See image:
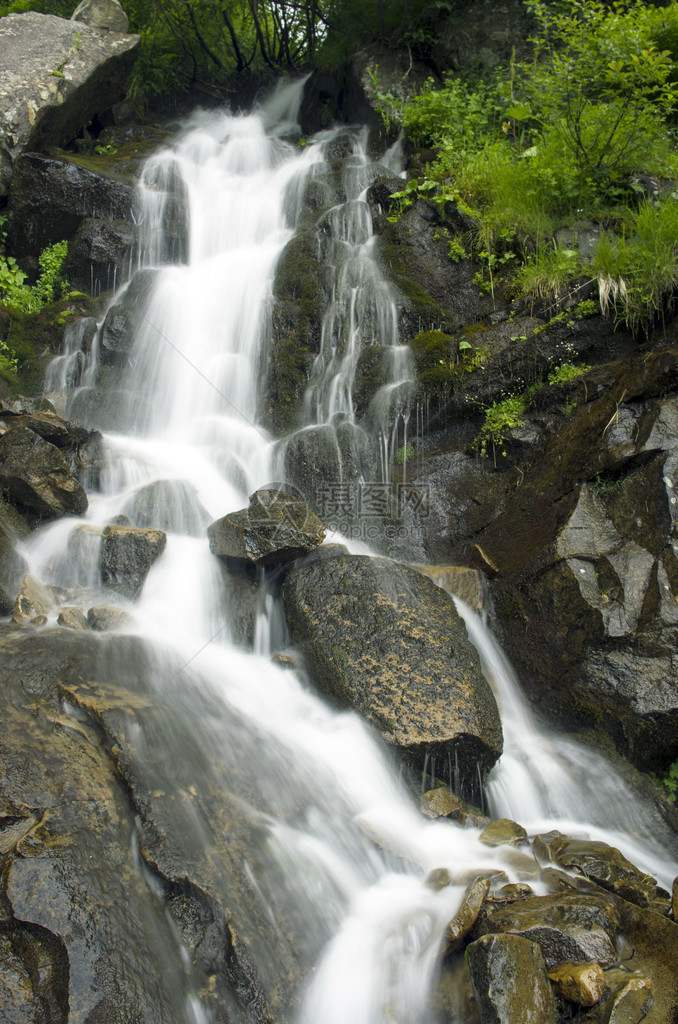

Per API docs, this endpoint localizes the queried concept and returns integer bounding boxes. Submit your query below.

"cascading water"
[23,81,677,1022]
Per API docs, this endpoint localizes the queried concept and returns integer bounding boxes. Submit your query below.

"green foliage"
[0,241,68,315]
[396,442,414,465]
[661,760,678,801]
[475,394,525,463]
[592,197,678,329]
[518,243,585,302]
[519,0,678,178]
[548,362,591,386]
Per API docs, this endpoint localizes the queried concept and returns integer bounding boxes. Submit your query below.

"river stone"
[479,817,528,847]
[282,553,503,794]
[86,604,132,630]
[419,786,462,819]
[99,523,167,599]
[466,933,557,1024]
[57,605,90,630]
[12,573,54,623]
[548,962,606,1007]
[0,427,88,519]
[534,834,658,902]
[596,970,654,1024]
[71,0,129,32]
[478,892,621,969]
[443,876,490,956]
[208,489,326,566]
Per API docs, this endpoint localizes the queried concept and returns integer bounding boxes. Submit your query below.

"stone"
[57,605,90,630]
[673,876,677,920]
[477,892,621,969]
[86,604,132,630]
[479,817,528,847]
[208,488,326,566]
[408,564,486,613]
[12,573,54,623]
[443,876,490,956]
[466,933,557,1024]
[596,970,654,1024]
[99,524,166,599]
[548,961,606,1007]
[0,12,139,194]
[0,427,88,519]
[419,786,462,819]
[121,477,210,536]
[282,553,503,796]
[71,0,129,32]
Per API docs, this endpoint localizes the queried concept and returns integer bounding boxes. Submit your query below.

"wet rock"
[12,574,54,624]
[86,604,132,630]
[100,523,166,599]
[409,564,486,613]
[57,605,90,630]
[534,834,656,897]
[0,517,28,608]
[477,892,621,969]
[443,876,490,956]
[0,12,139,200]
[100,269,159,366]
[122,478,210,536]
[0,427,88,520]
[426,867,453,891]
[479,817,528,847]
[466,933,557,1024]
[548,961,606,1007]
[271,652,298,670]
[419,786,462,819]
[282,553,503,795]
[595,969,654,1024]
[673,876,677,919]
[208,489,326,567]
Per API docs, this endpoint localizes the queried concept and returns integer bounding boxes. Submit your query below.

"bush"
[0,241,68,315]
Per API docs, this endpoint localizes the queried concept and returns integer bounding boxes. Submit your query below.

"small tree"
[517,0,678,177]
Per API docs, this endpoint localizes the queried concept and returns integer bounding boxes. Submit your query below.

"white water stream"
[20,81,677,1022]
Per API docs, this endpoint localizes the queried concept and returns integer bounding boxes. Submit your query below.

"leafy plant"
[548,362,592,386]
[0,241,68,314]
[475,394,526,464]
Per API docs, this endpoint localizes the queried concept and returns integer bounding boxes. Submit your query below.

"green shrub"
[548,362,592,386]
[0,241,68,315]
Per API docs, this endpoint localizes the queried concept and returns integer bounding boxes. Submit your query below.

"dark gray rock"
[99,268,159,365]
[86,603,132,630]
[208,489,326,566]
[99,523,166,599]
[7,153,135,282]
[466,933,557,1024]
[0,426,88,519]
[0,12,139,195]
[282,553,503,795]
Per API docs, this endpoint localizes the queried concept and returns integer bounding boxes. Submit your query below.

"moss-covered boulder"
[263,232,328,434]
[282,553,503,795]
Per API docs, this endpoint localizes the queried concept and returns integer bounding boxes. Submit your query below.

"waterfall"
[25,81,678,1022]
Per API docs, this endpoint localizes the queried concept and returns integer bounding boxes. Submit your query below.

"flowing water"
[20,81,678,1022]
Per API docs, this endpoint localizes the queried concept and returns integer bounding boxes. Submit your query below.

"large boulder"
[0,426,88,520]
[208,488,326,567]
[0,11,139,197]
[7,153,135,286]
[282,553,503,795]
